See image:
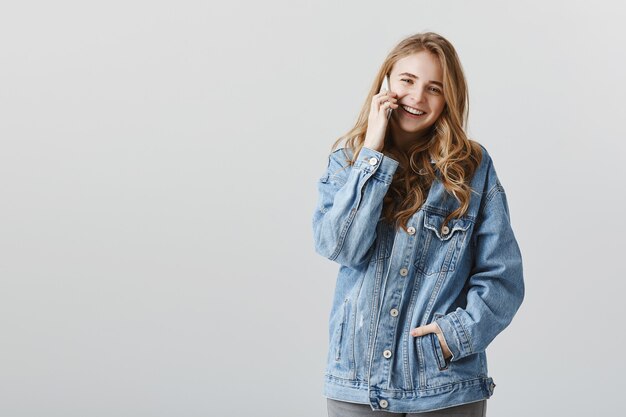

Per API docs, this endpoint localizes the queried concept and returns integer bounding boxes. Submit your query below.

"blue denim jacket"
[312,145,524,413]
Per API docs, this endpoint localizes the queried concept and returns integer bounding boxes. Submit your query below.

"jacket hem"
[322,373,495,413]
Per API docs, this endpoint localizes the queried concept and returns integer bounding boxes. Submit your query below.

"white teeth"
[402,105,425,115]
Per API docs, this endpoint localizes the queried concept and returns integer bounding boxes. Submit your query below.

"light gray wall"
[1,1,624,416]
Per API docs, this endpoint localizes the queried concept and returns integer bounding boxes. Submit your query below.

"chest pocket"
[414,209,472,276]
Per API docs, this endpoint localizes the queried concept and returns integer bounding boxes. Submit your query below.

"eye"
[429,86,442,94]
[400,78,413,83]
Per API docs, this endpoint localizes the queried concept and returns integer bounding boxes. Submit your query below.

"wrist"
[363,144,383,152]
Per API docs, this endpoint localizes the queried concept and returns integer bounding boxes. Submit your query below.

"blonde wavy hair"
[330,31,483,232]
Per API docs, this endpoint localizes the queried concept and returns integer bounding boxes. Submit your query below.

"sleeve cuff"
[355,146,399,184]
[435,311,473,361]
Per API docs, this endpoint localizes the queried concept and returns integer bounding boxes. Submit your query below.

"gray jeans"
[327,398,487,417]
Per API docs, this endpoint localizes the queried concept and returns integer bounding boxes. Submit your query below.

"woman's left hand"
[410,322,453,359]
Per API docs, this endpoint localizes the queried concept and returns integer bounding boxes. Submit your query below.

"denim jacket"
[311,144,524,413]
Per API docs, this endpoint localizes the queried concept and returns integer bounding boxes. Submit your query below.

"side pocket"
[335,299,349,361]
[431,313,449,371]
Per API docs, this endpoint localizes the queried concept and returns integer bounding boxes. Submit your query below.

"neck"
[387,119,432,154]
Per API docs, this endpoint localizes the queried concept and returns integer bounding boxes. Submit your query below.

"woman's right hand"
[363,89,398,152]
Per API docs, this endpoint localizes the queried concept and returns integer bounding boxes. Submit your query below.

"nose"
[406,84,427,105]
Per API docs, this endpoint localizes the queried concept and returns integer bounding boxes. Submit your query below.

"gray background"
[1,1,624,416]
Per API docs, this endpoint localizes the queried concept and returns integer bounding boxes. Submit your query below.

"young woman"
[312,32,525,416]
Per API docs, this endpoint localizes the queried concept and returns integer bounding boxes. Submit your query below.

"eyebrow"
[398,72,443,88]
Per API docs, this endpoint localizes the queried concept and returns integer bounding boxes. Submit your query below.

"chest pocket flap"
[415,209,473,276]
[423,210,472,240]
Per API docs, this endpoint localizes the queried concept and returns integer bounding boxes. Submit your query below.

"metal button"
[383,349,392,358]
[368,157,378,165]
[399,268,408,276]
[407,226,416,235]
[441,225,450,235]
[390,308,399,317]
[379,399,388,409]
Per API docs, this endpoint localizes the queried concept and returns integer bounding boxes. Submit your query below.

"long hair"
[330,31,483,232]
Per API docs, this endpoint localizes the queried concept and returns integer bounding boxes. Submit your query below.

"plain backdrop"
[1,1,625,416]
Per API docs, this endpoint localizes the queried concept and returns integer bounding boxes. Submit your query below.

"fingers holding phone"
[364,75,397,151]
[380,75,394,119]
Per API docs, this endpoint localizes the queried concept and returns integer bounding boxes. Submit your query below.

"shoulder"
[471,140,497,180]
[473,140,494,170]
[470,141,507,206]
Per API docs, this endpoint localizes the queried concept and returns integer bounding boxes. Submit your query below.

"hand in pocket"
[410,321,453,359]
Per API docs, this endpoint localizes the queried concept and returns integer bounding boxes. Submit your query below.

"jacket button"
[407,226,416,235]
[379,399,388,408]
[390,308,399,317]
[368,157,378,165]
[383,349,392,358]
[441,225,450,235]
[399,268,408,276]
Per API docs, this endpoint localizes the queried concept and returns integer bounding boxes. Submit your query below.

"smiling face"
[387,51,446,148]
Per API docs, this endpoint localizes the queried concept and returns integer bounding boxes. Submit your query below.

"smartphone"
[380,75,392,119]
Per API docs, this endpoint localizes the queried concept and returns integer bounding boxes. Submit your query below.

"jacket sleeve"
[312,146,399,268]
[435,177,525,361]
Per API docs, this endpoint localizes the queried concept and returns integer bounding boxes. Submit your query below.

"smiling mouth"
[400,105,427,118]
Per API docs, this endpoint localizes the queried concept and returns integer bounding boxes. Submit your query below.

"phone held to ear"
[380,75,392,120]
